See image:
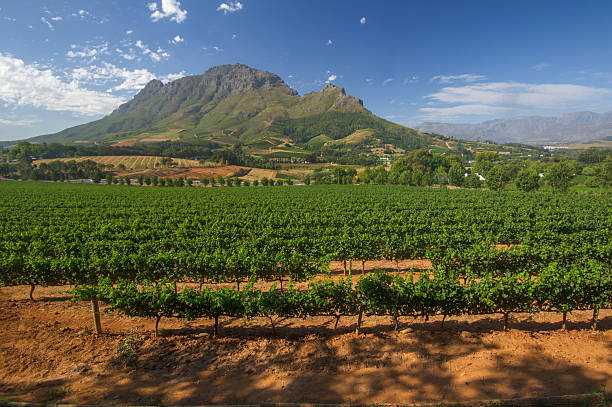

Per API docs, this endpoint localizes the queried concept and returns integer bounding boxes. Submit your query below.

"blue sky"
[2,0,612,140]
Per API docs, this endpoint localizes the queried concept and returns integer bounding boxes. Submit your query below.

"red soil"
[1,284,610,406]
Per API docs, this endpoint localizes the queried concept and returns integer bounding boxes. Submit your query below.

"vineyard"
[0,181,610,336]
[34,156,202,170]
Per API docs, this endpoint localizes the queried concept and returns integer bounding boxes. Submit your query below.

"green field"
[34,155,202,170]
[1,181,610,334]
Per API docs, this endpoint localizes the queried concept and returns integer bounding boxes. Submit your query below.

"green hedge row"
[72,262,612,336]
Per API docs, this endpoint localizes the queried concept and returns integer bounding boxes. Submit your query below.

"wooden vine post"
[562,311,567,330]
[91,298,102,335]
[591,307,599,331]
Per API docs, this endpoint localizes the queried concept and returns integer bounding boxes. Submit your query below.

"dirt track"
[1,284,610,406]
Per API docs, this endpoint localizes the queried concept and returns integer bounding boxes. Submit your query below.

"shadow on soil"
[7,314,609,406]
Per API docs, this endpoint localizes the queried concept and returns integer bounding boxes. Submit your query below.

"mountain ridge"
[416,111,612,145]
[27,63,383,148]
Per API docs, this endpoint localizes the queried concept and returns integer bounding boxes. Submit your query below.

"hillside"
[416,111,612,145]
[29,64,432,155]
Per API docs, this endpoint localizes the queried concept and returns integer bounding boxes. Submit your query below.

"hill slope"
[416,111,612,145]
[31,63,431,153]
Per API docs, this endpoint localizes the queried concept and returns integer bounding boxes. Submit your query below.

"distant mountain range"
[24,63,431,154]
[416,111,612,145]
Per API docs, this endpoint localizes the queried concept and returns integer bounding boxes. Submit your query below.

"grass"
[110,334,140,367]
[40,388,68,403]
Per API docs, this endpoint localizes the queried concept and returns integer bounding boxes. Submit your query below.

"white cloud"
[40,17,54,30]
[0,118,40,126]
[65,43,110,60]
[404,76,418,84]
[116,47,137,60]
[4,16,16,22]
[134,40,169,62]
[419,104,511,120]
[420,81,612,120]
[360,17,366,24]
[212,46,223,52]
[149,0,187,23]
[50,16,62,21]
[171,35,184,44]
[430,73,487,84]
[426,82,610,107]
[0,53,125,115]
[326,39,333,46]
[326,74,337,83]
[70,62,185,92]
[72,9,90,19]
[126,30,133,35]
[533,63,551,71]
[383,77,394,86]
[217,1,243,14]
[232,33,237,39]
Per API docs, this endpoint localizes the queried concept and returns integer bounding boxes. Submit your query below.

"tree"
[138,175,144,186]
[217,176,225,186]
[448,162,464,186]
[464,172,482,188]
[166,177,174,187]
[515,168,540,192]
[124,176,131,185]
[105,174,113,185]
[434,166,448,185]
[226,178,234,187]
[595,157,612,192]
[546,161,573,193]
[200,178,210,187]
[152,176,159,186]
[474,151,501,176]
[485,164,506,190]
[253,179,259,186]
[145,177,152,186]
[186,178,193,187]
[261,177,269,186]
[304,175,311,185]
[399,171,411,185]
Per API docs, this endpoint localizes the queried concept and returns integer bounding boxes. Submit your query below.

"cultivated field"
[35,155,202,169]
[0,182,610,405]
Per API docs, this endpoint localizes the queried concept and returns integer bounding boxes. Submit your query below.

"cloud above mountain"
[421,81,612,121]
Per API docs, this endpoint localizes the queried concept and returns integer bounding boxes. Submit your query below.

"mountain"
[416,111,612,145]
[28,63,431,154]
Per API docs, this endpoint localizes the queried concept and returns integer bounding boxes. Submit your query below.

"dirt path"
[0,285,610,406]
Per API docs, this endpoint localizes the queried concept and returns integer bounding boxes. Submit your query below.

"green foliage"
[1,182,610,302]
[269,112,428,151]
[515,167,540,192]
[74,267,612,336]
[485,164,506,190]
[595,157,612,190]
[546,161,574,193]
[448,162,464,186]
